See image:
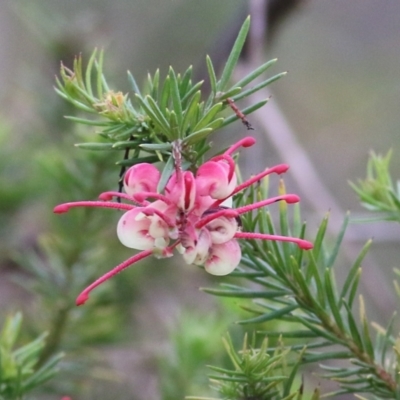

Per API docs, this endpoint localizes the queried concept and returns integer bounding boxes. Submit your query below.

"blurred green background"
[1,1,400,398]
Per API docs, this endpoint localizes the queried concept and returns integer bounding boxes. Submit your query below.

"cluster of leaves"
[201,176,399,399]
[188,334,320,400]
[0,313,63,400]
[350,150,400,223]
[55,16,284,178]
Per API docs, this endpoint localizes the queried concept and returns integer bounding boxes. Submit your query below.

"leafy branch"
[350,150,400,223]
[187,334,320,400]
[55,17,284,173]
[0,313,63,400]
[203,178,399,398]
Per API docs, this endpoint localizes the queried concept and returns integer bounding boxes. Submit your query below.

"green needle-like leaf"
[347,268,362,309]
[169,67,183,127]
[85,48,97,98]
[326,212,350,268]
[359,295,375,360]
[217,16,250,92]
[206,55,217,97]
[340,240,372,302]
[222,98,269,127]
[312,213,329,263]
[181,90,202,133]
[182,127,213,145]
[157,155,174,193]
[238,304,298,325]
[235,58,278,89]
[324,268,346,332]
[127,70,141,96]
[192,102,223,132]
[75,142,115,150]
[343,300,364,351]
[232,72,287,101]
[179,65,192,98]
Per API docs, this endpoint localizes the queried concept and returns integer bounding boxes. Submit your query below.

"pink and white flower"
[54,137,313,305]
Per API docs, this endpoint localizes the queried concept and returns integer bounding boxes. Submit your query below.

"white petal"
[117,209,155,250]
[206,216,238,244]
[204,240,241,276]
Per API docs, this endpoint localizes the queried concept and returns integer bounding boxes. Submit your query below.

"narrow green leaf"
[216,86,242,101]
[157,155,174,193]
[169,110,180,140]
[136,95,171,137]
[1,313,22,350]
[348,268,361,309]
[169,67,183,127]
[324,268,345,332]
[327,212,350,268]
[151,68,160,99]
[232,72,287,101]
[238,304,298,325]
[380,314,395,365]
[159,75,171,112]
[74,142,114,150]
[145,95,171,130]
[312,213,329,262]
[235,58,278,88]
[290,261,318,308]
[340,240,372,301]
[64,116,110,126]
[112,140,142,149]
[96,49,105,98]
[116,155,159,166]
[193,102,223,132]
[85,49,97,98]
[217,16,250,91]
[113,125,143,140]
[259,330,318,339]
[343,300,364,351]
[146,72,154,96]
[202,287,289,299]
[182,128,213,145]
[179,65,192,98]
[202,117,224,131]
[206,55,217,96]
[283,348,306,397]
[222,334,242,370]
[54,88,94,112]
[181,90,201,133]
[181,80,204,103]
[302,351,353,363]
[22,352,64,391]
[127,70,141,96]
[222,98,268,127]
[359,295,375,359]
[298,317,347,345]
[139,143,172,151]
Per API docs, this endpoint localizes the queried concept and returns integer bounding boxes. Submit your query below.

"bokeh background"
[1,0,400,398]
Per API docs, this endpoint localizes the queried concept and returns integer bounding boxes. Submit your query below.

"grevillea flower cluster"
[54,137,313,306]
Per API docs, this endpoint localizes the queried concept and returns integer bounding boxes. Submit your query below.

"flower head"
[54,137,313,305]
